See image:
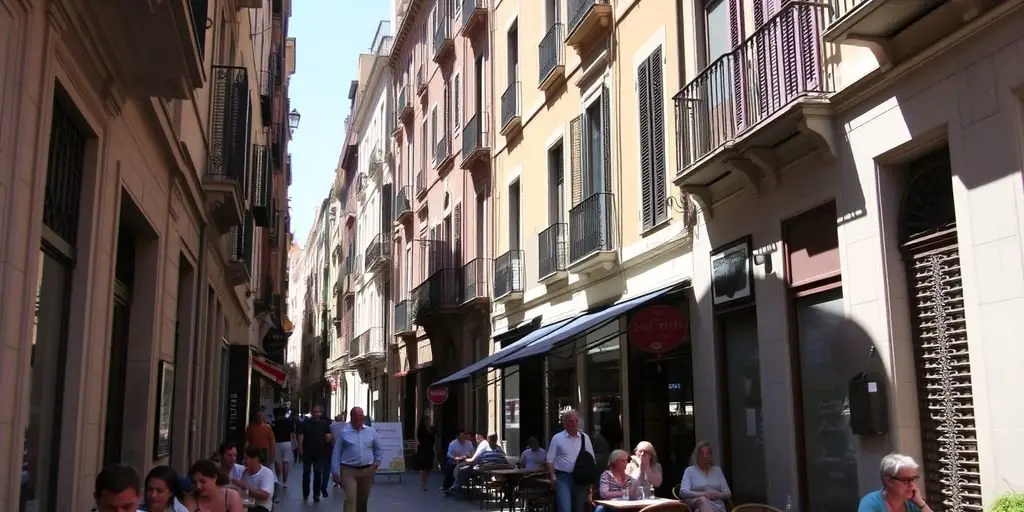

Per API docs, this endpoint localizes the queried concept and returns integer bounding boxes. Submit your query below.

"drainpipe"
[189,221,209,463]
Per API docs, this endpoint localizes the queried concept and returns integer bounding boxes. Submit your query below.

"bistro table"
[486,467,547,510]
[593,498,682,510]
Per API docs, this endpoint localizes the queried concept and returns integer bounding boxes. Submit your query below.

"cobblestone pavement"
[272,469,482,511]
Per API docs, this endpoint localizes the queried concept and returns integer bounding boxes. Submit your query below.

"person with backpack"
[545,409,598,512]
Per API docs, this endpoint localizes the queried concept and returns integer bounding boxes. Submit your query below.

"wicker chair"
[731,505,783,512]
[516,475,554,512]
[670,486,734,510]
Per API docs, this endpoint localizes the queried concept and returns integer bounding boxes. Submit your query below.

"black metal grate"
[209,66,251,183]
[251,145,271,226]
[43,96,87,247]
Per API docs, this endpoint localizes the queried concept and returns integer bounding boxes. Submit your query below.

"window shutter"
[650,47,667,225]
[779,0,800,101]
[453,202,462,266]
[429,225,439,273]
[600,85,611,193]
[797,1,821,91]
[569,115,583,206]
[444,81,451,145]
[637,55,654,230]
[454,76,461,130]
[729,0,746,131]
[381,183,393,233]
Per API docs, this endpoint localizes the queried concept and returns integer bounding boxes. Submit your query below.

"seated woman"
[679,441,731,512]
[184,459,244,512]
[626,441,663,498]
[857,453,932,512]
[594,450,637,512]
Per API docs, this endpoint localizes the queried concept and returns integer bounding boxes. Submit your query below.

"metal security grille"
[43,97,87,248]
[901,149,982,512]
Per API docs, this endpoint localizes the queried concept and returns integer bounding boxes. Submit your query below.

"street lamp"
[288,108,301,131]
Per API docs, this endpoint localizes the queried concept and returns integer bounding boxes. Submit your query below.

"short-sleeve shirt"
[272,418,294,443]
[857,490,922,512]
[246,423,275,450]
[241,465,277,510]
[520,448,547,470]
[299,417,332,453]
[545,430,595,473]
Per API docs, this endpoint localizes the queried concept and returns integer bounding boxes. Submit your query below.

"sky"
[287,0,390,248]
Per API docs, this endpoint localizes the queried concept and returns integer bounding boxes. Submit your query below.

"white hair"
[560,408,578,424]
[879,453,919,482]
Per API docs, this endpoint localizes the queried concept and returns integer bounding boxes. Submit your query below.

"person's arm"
[545,437,558,483]
[266,427,276,461]
[296,422,305,457]
[648,462,664,488]
[331,430,343,479]
[372,430,383,468]
[225,488,244,512]
[446,441,457,461]
[680,467,704,499]
[715,467,732,501]
[911,488,931,512]
[597,471,615,499]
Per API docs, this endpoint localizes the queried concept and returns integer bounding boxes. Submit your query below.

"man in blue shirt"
[331,407,382,512]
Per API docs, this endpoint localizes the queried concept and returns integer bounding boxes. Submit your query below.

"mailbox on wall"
[849,371,889,436]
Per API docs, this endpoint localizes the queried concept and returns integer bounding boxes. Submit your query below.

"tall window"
[637,46,667,230]
[548,141,564,225]
[506,20,519,85]
[705,0,731,64]
[508,180,521,251]
[584,98,604,195]
[545,0,559,25]
[476,192,486,259]
[475,55,484,114]
[454,75,461,129]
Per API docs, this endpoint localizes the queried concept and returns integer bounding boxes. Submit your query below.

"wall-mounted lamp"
[288,108,302,131]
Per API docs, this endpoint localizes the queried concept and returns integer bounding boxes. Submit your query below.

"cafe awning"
[432,316,578,386]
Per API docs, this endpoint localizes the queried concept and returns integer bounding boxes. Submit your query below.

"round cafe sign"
[427,386,449,405]
[629,305,687,354]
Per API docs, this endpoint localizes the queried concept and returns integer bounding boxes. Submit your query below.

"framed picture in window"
[154,360,174,460]
[710,236,754,307]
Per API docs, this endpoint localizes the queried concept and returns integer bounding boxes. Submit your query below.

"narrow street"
[272,470,480,511]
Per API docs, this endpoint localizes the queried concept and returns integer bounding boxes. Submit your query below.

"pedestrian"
[332,406,382,512]
[296,404,332,503]
[272,408,295,487]
[414,415,436,491]
[245,411,276,466]
[546,408,597,512]
[94,464,142,512]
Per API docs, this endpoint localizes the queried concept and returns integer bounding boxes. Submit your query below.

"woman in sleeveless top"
[184,459,243,512]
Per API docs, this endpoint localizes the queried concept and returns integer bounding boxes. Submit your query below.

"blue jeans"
[594,507,609,512]
[554,471,587,512]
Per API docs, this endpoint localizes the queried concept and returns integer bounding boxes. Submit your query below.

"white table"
[593,497,681,509]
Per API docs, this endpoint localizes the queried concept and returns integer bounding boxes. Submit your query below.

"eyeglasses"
[889,475,920,484]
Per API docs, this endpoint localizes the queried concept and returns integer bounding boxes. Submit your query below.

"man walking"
[296,405,332,503]
[546,409,597,512]
[332,407,382,512]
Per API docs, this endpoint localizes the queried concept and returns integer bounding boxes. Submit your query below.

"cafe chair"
[640,503,690,512]
[670,486,733,510]
[731,505,783,512]
[516,475,554,512]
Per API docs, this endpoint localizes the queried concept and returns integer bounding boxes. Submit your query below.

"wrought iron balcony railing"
[435,134,451,168]
[416,65,427,95]
[538,222,568,279]
[415,170,427,197]
[208,66,250,184]
[538,23,565,87]
[500,82,522,133]
[364,232,391,271]
[397,84,412,119]
[461,112,490,167]
[569,192,615,263]
[673,0,828,170]
[494,250,525,299]
[462,258,492,305]
[394,299,414,335]
[433,21,452,61]
[394,186,412,222]
[568,0,609,36]
[251,144,272,227]
[461,0,487,33]
[351,327,385,362]
[411,268,461,322]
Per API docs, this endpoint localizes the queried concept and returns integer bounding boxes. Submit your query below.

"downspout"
[189,221,209,463]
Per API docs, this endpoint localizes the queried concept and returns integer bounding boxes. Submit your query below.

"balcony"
[538,222,568,283]
[433,22,454,62]
[352,254,364,280]
[251,145,272,227]
[364,233,392,273]
[397,84,413,122]
[435,135,453,170]
[204,66,251,234]
[673,1,833,213]
[461,0,488,36]
[81,0,204,98]
[350,327,385,364]
[461,258,492,307]
[493,250,525,301]
[566,0,612,49]
[394,299,415,336]
[394,186,413,223]
[461,112,491,169]
[411,268,461,323]
[500,82,522,136]
[259,64,277,127]
[227,216,254,287]
[569,192,617,272]
[823,0,998,69]
[538,24,566,91]
[416,65,428,96]
[415,170,428,199]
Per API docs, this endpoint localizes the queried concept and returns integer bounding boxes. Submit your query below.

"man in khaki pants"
[331,407,382,512]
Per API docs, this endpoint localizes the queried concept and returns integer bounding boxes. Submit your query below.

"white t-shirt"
[545,430,595,473]
[520,448,547,470]
[241,465,277,510]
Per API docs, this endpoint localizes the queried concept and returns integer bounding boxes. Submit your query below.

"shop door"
[629,343,695,496]
[899,149,980,512]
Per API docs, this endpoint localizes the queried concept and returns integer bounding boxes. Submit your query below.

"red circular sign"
[629,305,687,354]
[427,386,449,405]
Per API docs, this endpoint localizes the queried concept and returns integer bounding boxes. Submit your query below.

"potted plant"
[992,492,1024,512]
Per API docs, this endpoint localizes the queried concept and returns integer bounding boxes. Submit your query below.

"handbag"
[571,433,598,486]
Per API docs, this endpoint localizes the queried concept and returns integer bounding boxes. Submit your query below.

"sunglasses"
[889,475,920,484]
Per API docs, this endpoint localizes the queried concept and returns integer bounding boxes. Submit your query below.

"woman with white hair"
[626,441,663,497]
[679,441,731,512]
[857,453,932,511]
[594,449,636,512]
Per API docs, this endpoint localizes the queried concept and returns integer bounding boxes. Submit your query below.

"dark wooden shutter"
[454,76,461,130]
[600,85,611,193]
[779,0,799,101]
[381,183,393,234]
[444,80,451,145]
[729,0,746,131]
[191,0,209,59]
[638,54,654,230]
[429,225,439,273]
[797,1,821,91]
[650,47,667,225]
[569,115,583,206]
[453,202,462,266]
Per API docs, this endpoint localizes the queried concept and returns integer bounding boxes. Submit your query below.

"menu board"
[374,422,406,474]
